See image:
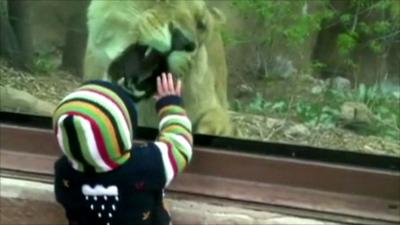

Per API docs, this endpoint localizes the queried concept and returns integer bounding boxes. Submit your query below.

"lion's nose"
[170,25,196,52]
[181,40,196,52]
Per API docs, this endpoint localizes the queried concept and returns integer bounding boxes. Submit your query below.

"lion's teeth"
[117,77,125,85]
[144,47,152,58]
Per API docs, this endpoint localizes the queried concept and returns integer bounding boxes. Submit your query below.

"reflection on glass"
[0,0,399,157]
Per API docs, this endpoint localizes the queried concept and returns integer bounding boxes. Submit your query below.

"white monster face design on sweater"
[82,184,119,225]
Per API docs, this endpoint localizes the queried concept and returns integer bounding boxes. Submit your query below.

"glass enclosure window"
[0,0,399,157]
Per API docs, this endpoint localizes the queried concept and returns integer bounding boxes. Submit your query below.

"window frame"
[1,111,399,224]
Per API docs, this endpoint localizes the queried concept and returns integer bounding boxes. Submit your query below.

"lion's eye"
[197,20,207,31]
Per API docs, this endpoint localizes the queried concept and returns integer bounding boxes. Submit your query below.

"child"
[52,73,193,225]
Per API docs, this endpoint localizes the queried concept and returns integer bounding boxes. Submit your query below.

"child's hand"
[154,72,182,101]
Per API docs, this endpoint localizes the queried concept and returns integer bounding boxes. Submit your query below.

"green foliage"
[390,1,400,19]
[331,0,399,61]
[32,50,59,74]
[242,93,290,115]
[247,92,266,112]
[310,61,328,74]
[235,83,399,140]
[327,83,400,139]
[238,94,340,129]
[228,0,399,140]
[296,101,340,128]
[369,39,384,54]
[227,0,398,70]
[33,58,56,74]
[328,83,397,112]
[230,0,333,49]
[373,21,391,34]
[337,32,358,56]
[220,30,251,48]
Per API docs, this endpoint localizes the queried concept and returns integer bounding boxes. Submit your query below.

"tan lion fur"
[83,0,232,136]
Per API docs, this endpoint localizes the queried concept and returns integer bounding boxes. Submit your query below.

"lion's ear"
[209,7,226,25]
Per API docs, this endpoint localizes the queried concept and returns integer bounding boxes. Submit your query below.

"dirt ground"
[0,177,342,225]
[0,60,399,158]
[0,196,341,225]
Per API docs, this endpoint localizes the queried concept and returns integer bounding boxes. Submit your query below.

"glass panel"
[0,0,398,157]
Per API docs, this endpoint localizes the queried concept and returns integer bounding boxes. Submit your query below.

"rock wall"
[8,1,398,93]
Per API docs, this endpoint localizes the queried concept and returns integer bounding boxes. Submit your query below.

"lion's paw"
[195,108,232,136]
[138,11,172,53]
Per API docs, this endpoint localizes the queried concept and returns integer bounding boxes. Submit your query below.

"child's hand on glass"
[154,72,182,100]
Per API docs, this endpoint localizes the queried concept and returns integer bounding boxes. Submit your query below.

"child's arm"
[152,73,193,187]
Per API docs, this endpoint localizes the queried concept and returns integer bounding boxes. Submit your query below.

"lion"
[83,0,232,136]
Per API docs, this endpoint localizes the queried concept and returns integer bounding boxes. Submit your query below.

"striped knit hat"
[53,80,138,173]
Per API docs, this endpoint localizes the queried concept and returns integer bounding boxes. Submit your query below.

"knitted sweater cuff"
[156,95,183,112]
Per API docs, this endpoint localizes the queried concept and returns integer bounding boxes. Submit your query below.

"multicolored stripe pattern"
[52,81,137,173]
[153,96,193,187]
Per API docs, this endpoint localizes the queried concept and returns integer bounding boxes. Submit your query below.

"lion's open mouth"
[108,43,169,100]
[107,24,197,101]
